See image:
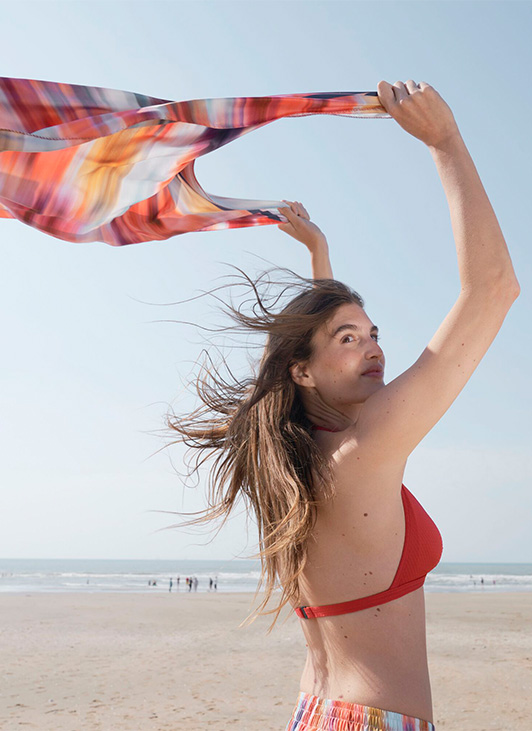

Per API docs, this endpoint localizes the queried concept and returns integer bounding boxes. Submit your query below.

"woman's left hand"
[277,200,327,252]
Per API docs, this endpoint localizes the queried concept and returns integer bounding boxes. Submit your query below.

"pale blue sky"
[0,1,530,562]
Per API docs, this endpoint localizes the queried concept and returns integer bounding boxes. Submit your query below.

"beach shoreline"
[2,591,531,730]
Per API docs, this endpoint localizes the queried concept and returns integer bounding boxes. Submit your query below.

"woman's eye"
[342,334,380,343]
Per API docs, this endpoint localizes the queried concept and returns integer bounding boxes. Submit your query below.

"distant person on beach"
[209,577,213,591]
[169,578,173,592]
[161,80,519,730]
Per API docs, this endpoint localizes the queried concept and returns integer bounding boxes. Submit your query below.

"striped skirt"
[285,691,435,731]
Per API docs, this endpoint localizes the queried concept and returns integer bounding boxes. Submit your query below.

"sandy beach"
[1,591,531,730]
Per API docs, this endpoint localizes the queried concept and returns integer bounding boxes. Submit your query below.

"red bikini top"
[295,424,443,620]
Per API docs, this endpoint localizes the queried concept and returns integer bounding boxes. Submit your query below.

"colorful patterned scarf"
[0,77,390,246]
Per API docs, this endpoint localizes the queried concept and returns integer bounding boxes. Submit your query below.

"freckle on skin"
[364,513,368,517]
[369,571,373,575]
[377,607,380,611]
[344,635,348,639]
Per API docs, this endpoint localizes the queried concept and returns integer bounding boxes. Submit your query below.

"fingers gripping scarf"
[0,77,391,246]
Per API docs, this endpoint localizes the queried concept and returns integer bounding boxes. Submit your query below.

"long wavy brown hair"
[152,263,364,633]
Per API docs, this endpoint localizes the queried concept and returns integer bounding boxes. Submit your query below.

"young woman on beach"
[164,80,520,730]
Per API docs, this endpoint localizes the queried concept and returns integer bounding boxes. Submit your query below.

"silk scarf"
[0,76,391,246]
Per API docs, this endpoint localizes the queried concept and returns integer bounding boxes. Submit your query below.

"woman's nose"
[367,340,384,359]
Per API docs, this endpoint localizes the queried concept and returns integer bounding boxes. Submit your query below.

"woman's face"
[291,302,386,414]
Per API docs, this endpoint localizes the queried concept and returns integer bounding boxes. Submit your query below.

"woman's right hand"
[277,200,328,253]
[377,79,460,148]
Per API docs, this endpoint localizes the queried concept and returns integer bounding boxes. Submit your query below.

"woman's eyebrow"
[331,323,379,338]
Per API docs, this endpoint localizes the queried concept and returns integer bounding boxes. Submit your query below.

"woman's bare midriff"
[290,430,434,725]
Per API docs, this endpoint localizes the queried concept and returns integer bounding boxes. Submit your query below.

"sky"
[0,1,530,563]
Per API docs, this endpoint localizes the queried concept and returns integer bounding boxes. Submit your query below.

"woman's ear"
[289,361,314,388]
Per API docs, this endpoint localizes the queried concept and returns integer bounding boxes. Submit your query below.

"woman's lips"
[362,370,384,378]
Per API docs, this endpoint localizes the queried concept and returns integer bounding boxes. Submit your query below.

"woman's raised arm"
[277,200,334,280]
[377,79,519,291]
[309,240,334,281]
[349,81,520,463]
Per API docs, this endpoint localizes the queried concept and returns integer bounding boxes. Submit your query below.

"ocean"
[1,558,532,595]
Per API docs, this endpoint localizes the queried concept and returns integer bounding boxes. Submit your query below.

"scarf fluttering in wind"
[0,77,390,246]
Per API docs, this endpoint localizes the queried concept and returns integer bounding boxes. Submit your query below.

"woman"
[163,80,519,730]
